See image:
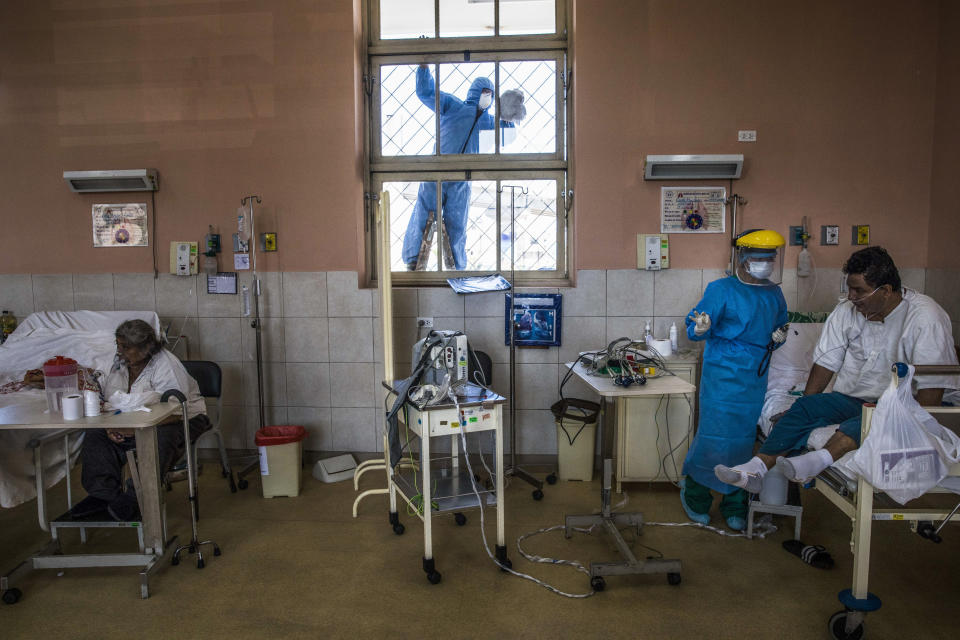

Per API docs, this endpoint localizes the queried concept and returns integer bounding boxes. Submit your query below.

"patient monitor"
[412,330,468,387]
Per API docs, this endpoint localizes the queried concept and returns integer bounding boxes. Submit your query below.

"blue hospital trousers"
[758,392,867,455]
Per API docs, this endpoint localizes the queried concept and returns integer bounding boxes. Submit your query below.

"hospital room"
[2,0,959,637]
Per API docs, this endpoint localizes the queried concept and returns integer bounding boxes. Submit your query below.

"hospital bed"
[0,310,161,522]
[753,314,960,639]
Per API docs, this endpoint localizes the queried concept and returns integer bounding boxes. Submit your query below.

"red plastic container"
[42,356,79,412]
[254,425,306,447]
[42,356,78,377]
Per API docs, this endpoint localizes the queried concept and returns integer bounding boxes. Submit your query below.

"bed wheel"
[2,588,22,605]
[829,610,864,640]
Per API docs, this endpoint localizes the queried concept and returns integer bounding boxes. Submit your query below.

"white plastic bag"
[834,365,960,504]
[105,390,160,413]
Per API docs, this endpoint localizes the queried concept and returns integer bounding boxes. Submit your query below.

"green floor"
[1,463,958,639]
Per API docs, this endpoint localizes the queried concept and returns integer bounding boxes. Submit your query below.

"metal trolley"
[385,382,509,584]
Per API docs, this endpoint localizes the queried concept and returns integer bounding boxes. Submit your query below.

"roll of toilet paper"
[649,338,672,357]
[84,390,101,417]
[62,394,84,420]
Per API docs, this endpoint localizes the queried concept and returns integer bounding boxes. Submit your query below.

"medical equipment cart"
[385,382,509,584]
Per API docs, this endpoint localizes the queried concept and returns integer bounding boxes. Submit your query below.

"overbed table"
[0,399,179,600]
[562,361,696,590]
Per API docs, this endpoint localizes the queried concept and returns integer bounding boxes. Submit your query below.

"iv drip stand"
[231,195,264,492]
[725,193,747,275]
[501,185,544,500]
[242,195,266,431]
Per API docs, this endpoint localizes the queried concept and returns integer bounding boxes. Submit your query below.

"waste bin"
[254,425,306,498]
[551,399,600,481]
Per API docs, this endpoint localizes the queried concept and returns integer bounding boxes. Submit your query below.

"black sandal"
[783,539,834,569]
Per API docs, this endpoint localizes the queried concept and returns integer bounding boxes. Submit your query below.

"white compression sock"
[777,449,834,482]
[714,456,768,493]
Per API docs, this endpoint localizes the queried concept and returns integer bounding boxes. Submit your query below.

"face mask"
[478,93,493,110]
[746,260,774,279]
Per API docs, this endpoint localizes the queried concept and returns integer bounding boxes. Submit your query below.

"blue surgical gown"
[682,276,788,493]
[402,68,507,270]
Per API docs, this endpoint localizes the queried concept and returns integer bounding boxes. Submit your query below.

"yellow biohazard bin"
[255,425,306,498]
[551,399,600,481]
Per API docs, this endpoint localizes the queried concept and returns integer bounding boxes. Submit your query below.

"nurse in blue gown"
[680,229,789,531]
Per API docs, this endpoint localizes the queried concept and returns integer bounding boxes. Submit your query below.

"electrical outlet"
[417,317,433,328]
[821,225,839,245]
[738,130,757,142]
[852,225,870,245]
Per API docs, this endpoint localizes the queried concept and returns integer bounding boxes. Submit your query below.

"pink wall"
[928,0,960,269]
[0,0,363,274]
[0,0,952,275]
[573,0,941,269]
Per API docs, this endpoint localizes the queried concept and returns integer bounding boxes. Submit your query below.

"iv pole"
[232,194,264,491]
[725,193,747,274]
[500,184,545,500]
[242,195,266,430]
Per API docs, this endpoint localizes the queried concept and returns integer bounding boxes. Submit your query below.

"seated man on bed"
[69,319,210,522]
[716,246,959,492]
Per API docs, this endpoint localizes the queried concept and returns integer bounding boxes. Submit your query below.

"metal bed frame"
[814,363,960,640]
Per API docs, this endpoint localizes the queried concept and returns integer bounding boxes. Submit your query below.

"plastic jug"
[42,356,79,413]
[759,464,788,505]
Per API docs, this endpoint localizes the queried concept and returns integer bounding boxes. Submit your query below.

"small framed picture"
[504,293,562,347]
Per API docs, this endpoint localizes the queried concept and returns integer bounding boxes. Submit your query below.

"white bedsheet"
[0,310,160,508]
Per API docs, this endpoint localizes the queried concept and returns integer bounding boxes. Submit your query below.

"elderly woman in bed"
[68,319,210,522]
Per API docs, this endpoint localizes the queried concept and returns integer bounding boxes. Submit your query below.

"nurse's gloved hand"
[689,311,711,336]
[772,323,790,344]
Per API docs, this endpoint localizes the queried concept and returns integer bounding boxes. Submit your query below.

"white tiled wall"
[0,266,948,457]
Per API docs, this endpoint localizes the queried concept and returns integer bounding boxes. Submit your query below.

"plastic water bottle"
[669,322,678,354]
[0,310,16,343]
[759,464,788,505]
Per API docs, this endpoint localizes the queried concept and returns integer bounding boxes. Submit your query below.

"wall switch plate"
[737,130,757,142]
[821,225,840,245]
[852,225,870,245]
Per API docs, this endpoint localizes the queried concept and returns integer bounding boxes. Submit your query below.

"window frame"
[373,169,568,283]
[370,52,567,171]
[363,0,572,287]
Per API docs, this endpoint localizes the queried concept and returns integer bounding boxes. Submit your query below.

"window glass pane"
[439,0,493,38]
[437,62,497,155]
[379,0,434,39]
[500,179,558,271]
[388,179,497,272]
[500,60,556,154]
[500,0,555,35]
[380,65,436,157]
[461,180,498,270]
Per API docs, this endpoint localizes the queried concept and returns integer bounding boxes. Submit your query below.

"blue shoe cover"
[679,478,710,525]
[725,515,746,531]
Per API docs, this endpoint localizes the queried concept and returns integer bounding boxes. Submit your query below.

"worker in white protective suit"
[716,246,960,492]
[680,230,789,531]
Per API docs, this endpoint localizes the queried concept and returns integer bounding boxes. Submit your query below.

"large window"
[364,0,570,284]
